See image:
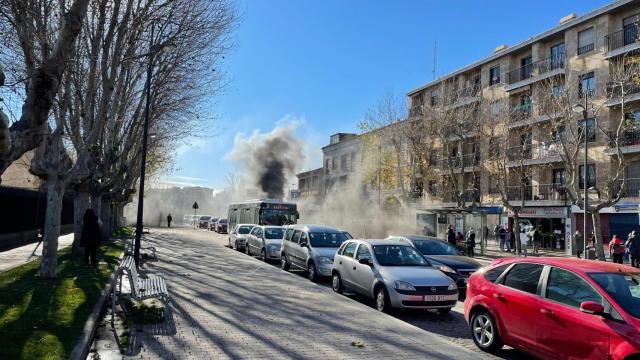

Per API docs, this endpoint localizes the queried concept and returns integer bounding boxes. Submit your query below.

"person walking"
[509,228,515,252]
[447,225,456,246]
[167,213,173,228]
[532,226,541,253]
[81,209,102,267]
[626,231,639,267]
[493,224,500,246]
[504,229,512,252]
[466,228,476,258]
[520,228,528,257]
[456,231,463,244]
[609,234,625,264]
[573,230,584,258]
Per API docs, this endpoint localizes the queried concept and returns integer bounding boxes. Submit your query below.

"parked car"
[214,218,228,233]
[280,224,349,282]
[464,257,640,359]
[389,235,483,289]
[245,225,285,262]
[332,239,458,313]
[228,223,254,251]
[208,217,219,231]
[198,215,212,229]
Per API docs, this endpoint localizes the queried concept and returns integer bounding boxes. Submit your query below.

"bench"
[111,256,169,326]
[123,236,157,260]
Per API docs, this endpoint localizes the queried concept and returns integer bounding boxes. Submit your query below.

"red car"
[464,257,640,359]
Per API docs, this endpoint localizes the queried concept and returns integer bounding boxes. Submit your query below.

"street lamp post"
[572,90,589,258]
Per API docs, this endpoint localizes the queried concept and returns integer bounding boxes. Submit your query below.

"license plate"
[423,295,447,301]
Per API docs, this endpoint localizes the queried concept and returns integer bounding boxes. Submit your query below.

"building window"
[520,56,532,80]
[579,164,596,189]
[577,27,595,55]
[430,93,438,106]
[325,158,330,174]
[488,175,499,194]
[623,14,639,46]
[428,180,437,196]
[350,152,356,171]
[341,154,348,171]
[489,65,501,85]
[553,169,566,188]
[578,118,596,142]
[550,43,565,69]
[551,125,566,143]
[490,100,501,116]
[579,72,595,98]
[332,157,337,171]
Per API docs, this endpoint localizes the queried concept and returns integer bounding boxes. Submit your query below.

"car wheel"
[260,249,267,262]
[470,310,503,352]
[307,262,317,282]
[438,307,452,315]
[281,254,290,270]
[375,286,391,313]
[332,272,344,294]
[235,240,242,252]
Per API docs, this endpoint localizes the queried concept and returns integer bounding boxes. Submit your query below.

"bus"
[227,199,299,230]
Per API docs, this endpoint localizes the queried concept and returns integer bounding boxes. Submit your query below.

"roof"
[491,257,640,274]
[406,0,637,96]
[351,238,415,246]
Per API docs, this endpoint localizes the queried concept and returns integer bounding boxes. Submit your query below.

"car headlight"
[394,280,416,291]
[318,256,333,265]
[268,244,278,251]
[448,282,458,291]
[434,264,457,274]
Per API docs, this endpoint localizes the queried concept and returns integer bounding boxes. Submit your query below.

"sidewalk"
[0,233,74,272]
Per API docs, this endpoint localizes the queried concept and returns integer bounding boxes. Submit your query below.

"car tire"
[260,249,267,262]
[470,309,503,353]
[281,254,290,271]
[235,240,242,252]
[332,272,344,294]
[307,262,317,282]
[375,286,391,313]
[438,307,452,315]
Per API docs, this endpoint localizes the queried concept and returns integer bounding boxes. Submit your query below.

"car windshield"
[373,245,429,266]
[308,232,348,247]
[264,228,284,239]
[591,272,640,318]
[238,226,252,234]
[413,239,461,256]
[200,216,211,220]
[219,219,227,223]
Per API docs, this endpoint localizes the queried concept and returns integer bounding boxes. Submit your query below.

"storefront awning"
[613,200,640,210]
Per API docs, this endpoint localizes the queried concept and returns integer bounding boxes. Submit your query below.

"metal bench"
[111,256,169,326]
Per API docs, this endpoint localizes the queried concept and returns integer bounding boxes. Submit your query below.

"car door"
[256,228,265,252]
[493,263,544,352]
[536,266,610,359]
[338,242,358,288]
[248,227,260,254]
[290,230,303,268]
[298,231,311,267]
[352,243,375,295]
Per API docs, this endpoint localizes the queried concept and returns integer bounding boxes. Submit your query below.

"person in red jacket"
[609,234,625,264]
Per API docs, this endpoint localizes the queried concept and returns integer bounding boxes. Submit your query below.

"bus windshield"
[261,209,297,226]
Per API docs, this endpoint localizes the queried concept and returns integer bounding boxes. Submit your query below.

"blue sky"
[166,0,612,190]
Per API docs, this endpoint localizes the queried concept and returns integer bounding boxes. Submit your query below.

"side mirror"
[580,301,605,316]
[300,241,308,247]
[359,258,373,266]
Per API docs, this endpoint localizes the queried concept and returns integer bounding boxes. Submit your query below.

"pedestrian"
[167,213,173,228]
[626,231,639,267]
[520,228,528,257]
[498,226,507,251]
[81,209,102,267]
[493,224,500,245]
[484,226,489,243]
[532,226,541,253]
[466,228,476,257]
[609,234,625,264]
[504,230,512,252]
[447,225,456,246]
[456,231,464,244]
[574,230,584,258]
[422,225,429,236]
[509,228,515,252]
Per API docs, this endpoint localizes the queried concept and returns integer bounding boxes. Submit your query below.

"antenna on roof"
[432,40,437,80]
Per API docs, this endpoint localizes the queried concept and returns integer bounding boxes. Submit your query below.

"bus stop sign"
[192,201,199,210]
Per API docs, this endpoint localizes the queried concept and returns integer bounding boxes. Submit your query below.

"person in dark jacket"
[466,228,476,257]
[81,209,101,267]
[167,213,173,228]
[626,230,639,267]
[447,225,456,245]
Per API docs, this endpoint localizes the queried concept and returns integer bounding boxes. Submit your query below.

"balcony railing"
[507,184,568,201]
[606,81,640,98]
[608,129,640,147]
[613,178,640,198]
[510,103,532,122]
[436,153,480,169]
[577,43,595,55]
[605,25,639,52]
[444,84,481,106]
[409,104,423,117]
[507,142,561,162]
[507,54,565,85]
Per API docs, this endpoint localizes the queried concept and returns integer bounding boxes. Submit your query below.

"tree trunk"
[40,181,64,279]
[72,191,90,254]
[100,200,111,240]
[513,212,521,254]
[91,194,102,218]
[591,211,606,261]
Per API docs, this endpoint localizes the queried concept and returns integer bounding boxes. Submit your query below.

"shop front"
[508,207,571,252]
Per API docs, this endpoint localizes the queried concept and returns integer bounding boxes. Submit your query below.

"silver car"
[245,225,285,262]
[228,223,253,251]
[280,224,350,282]
[332,239,458,314]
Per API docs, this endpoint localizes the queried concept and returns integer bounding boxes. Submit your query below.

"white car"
[228,224,254,251]
[246,225,285,262]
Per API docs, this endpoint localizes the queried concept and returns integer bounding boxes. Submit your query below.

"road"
[177,227,534,360]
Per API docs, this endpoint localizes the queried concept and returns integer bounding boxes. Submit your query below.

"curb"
[69,244,125,360]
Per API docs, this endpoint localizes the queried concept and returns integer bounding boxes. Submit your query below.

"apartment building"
[407,0,640,252]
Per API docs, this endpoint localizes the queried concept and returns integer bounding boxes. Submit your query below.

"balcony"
[606,129,640,154]
[444,84,482,108]
[577,43,595,55]
[510,103,532,123]
[506,143,562,166]
[441,189,480,204]
[612,178,640,198]
[605,25,640,57]
[505,54,565,91]
[409,104,423,118]
[507,184,568,202]
[435,153,480,172]
[606,81,640,106]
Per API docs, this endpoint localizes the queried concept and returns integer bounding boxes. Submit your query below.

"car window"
[308,232,349,247]
[343,242,357,258]
[300,232,309,244]
[414,240,461,256]
[264,227,284,239]
[238,226,252,234]
[338,242,348,255]
[355,244,372,260]
[591,272,640,318]
[250,227,259,236]
[502,263,544,295]
[256,228,263,238]
[285,228,294,241]
[292,230,302,244]
[484,264,510,283]
[546,267,602,308]
[372,245,429,267]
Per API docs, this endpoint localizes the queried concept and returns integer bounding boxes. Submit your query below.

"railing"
[606,81,640,98]
[459,83,481,98]
[608,129,640,147]
[605,25,639,52]
[436,153,480,169]
[507,184,568,201]
[577,43,595,55]
[507,54,565,84]
[409,104,423,117]
[612,178,640,197]
[506,142,561,162]
[510,103,532,122]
